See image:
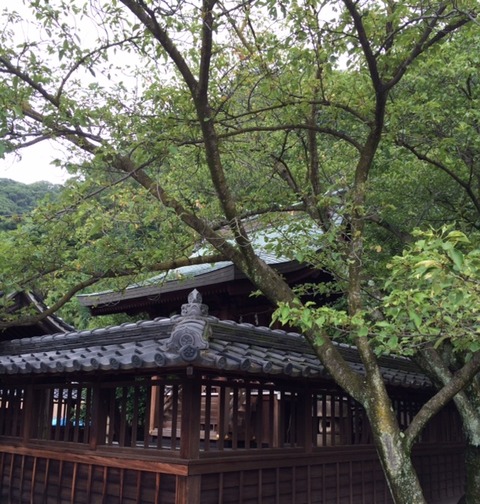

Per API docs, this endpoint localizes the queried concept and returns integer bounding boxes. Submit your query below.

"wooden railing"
[0,375,464,455]
[0,373,466,504]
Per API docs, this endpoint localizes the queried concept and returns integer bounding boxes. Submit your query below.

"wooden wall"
[0,444,464,503]
[198,446,464,504]
[0,451,177,504]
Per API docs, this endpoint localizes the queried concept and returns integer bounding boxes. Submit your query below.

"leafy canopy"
[375,228,480,355]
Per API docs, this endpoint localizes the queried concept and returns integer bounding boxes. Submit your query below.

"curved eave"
[77,259,317,311]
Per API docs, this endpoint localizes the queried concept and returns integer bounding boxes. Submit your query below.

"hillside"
[0,178,63,231]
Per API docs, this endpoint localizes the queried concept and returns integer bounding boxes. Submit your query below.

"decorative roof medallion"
[166,290,211,362]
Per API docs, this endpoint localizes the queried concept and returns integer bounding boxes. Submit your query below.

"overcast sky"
[0,148,67,184]
[0,143,70,185]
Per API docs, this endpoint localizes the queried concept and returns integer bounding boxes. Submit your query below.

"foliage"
[386,22,480,230]
[275,226,480,355]
[374,228,480,355]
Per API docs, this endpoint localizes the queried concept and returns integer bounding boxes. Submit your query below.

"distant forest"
[0,178,62,231]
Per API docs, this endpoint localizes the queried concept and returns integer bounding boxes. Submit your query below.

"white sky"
[0,144,70,185]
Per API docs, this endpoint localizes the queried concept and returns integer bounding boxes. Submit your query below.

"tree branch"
[414,347,480,443]
[219,123,362,152]
[385,5,473,90]
[404,349,480,449]
[18,101,100,152]
[0,276,101,329]
[343,0,382,90]
[398,140,480,216]
[366,213,413,244]
[120,0,198,95]
[56,36,142,103]
[0,55,59,107]
[197,0,216,100]
[0,252,228,328]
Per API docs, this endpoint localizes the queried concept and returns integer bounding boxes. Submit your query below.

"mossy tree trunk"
[464,445,480,504]
[415,349,480,503]
[372,429,426,504]
[357,341,427,503]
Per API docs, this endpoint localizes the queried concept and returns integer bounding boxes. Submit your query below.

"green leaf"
[469,341,480,353]
[408,310,422,330]
[447,248,464,270]
[357,326,369,337]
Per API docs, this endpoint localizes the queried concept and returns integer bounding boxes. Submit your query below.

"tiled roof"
[77,254,290,308]
[0,290,430,389]
[1,291,74,341]
[77,227,296,308]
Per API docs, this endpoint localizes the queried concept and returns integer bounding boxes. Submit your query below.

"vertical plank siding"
[198,447,464,504]
[0,446,462,503]
[0,452,178,504]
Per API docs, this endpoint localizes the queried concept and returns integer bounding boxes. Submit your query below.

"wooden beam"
[22,385,34,443]
[175,475,201,504]
[179,378,201,459]
[90,384,108,449]
[0,444,189,476]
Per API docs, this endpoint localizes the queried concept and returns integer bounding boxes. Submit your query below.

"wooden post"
[179,374,201,459]
[89,383,108,449]
[176,372,202,504]
[30,387,52,440]
[299,387,313,452]
[176,475,201,504]
[21,384,34,443]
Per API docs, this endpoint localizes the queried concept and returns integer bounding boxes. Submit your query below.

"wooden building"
[77,255,330,326]
[0,290,465,503]
[0,291,74,341]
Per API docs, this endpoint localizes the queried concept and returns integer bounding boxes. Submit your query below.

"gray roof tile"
[0,290,431,389]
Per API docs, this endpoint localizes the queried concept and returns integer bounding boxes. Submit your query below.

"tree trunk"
[365,394,428,504]
[464,444,480,503]
[414,349,480,503]
[459,379,480,503]
[361,360,427,504]
[375,436,426,504]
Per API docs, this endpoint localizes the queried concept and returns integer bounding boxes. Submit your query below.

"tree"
[375,24,480,503]
[0,178,61,231]
[374,228,480,504]
[331,21,480,502]
[0,1,479,502]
